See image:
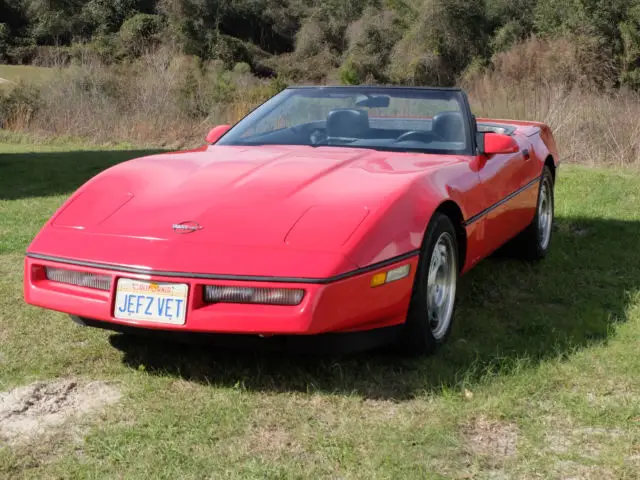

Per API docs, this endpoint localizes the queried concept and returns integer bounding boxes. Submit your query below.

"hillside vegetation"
[2,0,640,88]
[2,1,640,167]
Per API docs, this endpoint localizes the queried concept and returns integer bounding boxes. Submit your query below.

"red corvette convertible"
[24,86,558,355]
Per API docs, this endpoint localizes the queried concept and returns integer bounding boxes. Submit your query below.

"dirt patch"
[249,424,300,455]
[463,416,519,460]
[553,460,617,480]
[0,379,121,445]
[546,425,627,458]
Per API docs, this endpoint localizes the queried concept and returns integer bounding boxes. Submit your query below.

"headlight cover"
[203,285,305,306]
[45,267,111,291]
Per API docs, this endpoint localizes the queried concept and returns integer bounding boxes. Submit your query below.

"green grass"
[0,65,57,89]
[1,140,639,478]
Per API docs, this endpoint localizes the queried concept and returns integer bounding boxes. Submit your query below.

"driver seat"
[326,109,370,138]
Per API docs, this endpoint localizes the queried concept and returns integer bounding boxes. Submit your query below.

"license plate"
[114,279,188,325]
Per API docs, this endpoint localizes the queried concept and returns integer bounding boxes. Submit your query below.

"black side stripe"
[25,249,421,285]
[463,175,541,227]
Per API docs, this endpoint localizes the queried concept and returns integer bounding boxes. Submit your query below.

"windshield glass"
[217,87,471,154]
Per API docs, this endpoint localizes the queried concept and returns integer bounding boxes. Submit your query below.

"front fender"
[341,161,479,268]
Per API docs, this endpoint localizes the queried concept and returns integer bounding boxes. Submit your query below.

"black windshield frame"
[215,86,477,156]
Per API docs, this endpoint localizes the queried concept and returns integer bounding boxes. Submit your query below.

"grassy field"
[0,65,57,89]
[0,139,639,478]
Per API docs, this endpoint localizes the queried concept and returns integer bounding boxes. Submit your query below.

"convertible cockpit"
[218,87,473,154]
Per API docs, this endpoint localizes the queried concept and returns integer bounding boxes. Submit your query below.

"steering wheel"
[309,129,327,145]
[394,130,444,143]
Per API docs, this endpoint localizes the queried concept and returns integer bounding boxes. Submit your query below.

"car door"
[477,133,540,254]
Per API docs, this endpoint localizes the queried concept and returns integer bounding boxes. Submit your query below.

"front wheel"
[397,213,459,356]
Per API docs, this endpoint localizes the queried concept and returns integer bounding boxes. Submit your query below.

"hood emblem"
[172,221,203,234]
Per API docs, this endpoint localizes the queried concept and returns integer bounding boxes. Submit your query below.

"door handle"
[522,149,530,160]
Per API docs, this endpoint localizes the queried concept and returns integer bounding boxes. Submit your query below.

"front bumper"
[24,254,418,335]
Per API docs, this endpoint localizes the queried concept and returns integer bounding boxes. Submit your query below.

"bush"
[118,13,163,57]
[490,20,527,53]
[295,17,327,58]
[478,36,616,90]
[619,5,640,89]
[0,23,9,62]
[212,35,271,71]
[293,0,376,60]
[69,35,120,65]
[32,46,72,67]
[81,0,145,35]
[7,45,37,65]
[341,8,402,83]
[486,0,536,50]
[269,48,340,82]
[386,0,489,86]
[232,62,252,75]
[387,30,450,85]
[339,59,360,85]
[0,83,41,129]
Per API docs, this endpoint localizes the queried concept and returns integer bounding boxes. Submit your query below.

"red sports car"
[24,86,558,355]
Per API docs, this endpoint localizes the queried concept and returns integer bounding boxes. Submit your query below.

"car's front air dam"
[24,255,419,335]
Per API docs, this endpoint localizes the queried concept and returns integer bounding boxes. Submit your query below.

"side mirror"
[481,132,519,155]
[206,124,232,144]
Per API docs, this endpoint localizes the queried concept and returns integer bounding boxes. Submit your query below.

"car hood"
[29,145,464,277]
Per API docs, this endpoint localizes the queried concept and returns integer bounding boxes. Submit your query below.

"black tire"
[397,213,459,356]
[513,167,555,260]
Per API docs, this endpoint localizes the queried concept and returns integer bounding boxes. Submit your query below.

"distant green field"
[0,140,639,478]
[0,64,57,89]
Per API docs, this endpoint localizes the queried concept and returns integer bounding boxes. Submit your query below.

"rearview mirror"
[481,132,519,155]
[355,95,391,108]
[206,125,232,144]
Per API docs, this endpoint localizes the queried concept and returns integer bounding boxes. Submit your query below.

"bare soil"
[463,416,519,460]
[0,379,121,445]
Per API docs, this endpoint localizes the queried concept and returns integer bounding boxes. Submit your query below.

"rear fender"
[478,117,559,169]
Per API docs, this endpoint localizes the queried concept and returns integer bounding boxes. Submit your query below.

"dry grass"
[464,37,640,168]
[466,79,640,167]
[1,49,282,148]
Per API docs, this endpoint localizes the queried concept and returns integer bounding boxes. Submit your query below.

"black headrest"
[432,111,465,142]
[326,109,369,138]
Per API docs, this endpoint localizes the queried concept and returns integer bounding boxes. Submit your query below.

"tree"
[24,0,85,45]
[387,0,489,85]
[119,13,163,56]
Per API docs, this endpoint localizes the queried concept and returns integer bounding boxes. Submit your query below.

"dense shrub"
[0,82,41,129]
[342,8,403,84]
[470,36,614,90]
[619,5,640,88]
[0,23,9,62]
[2,0,640,88]
[386,0,489,86]
[273,48,340,82]
[294,17,327,58]
[118,13,163,57]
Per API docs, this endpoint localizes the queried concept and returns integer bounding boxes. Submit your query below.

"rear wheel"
[398,213,459,356]
[513,167,555,260]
